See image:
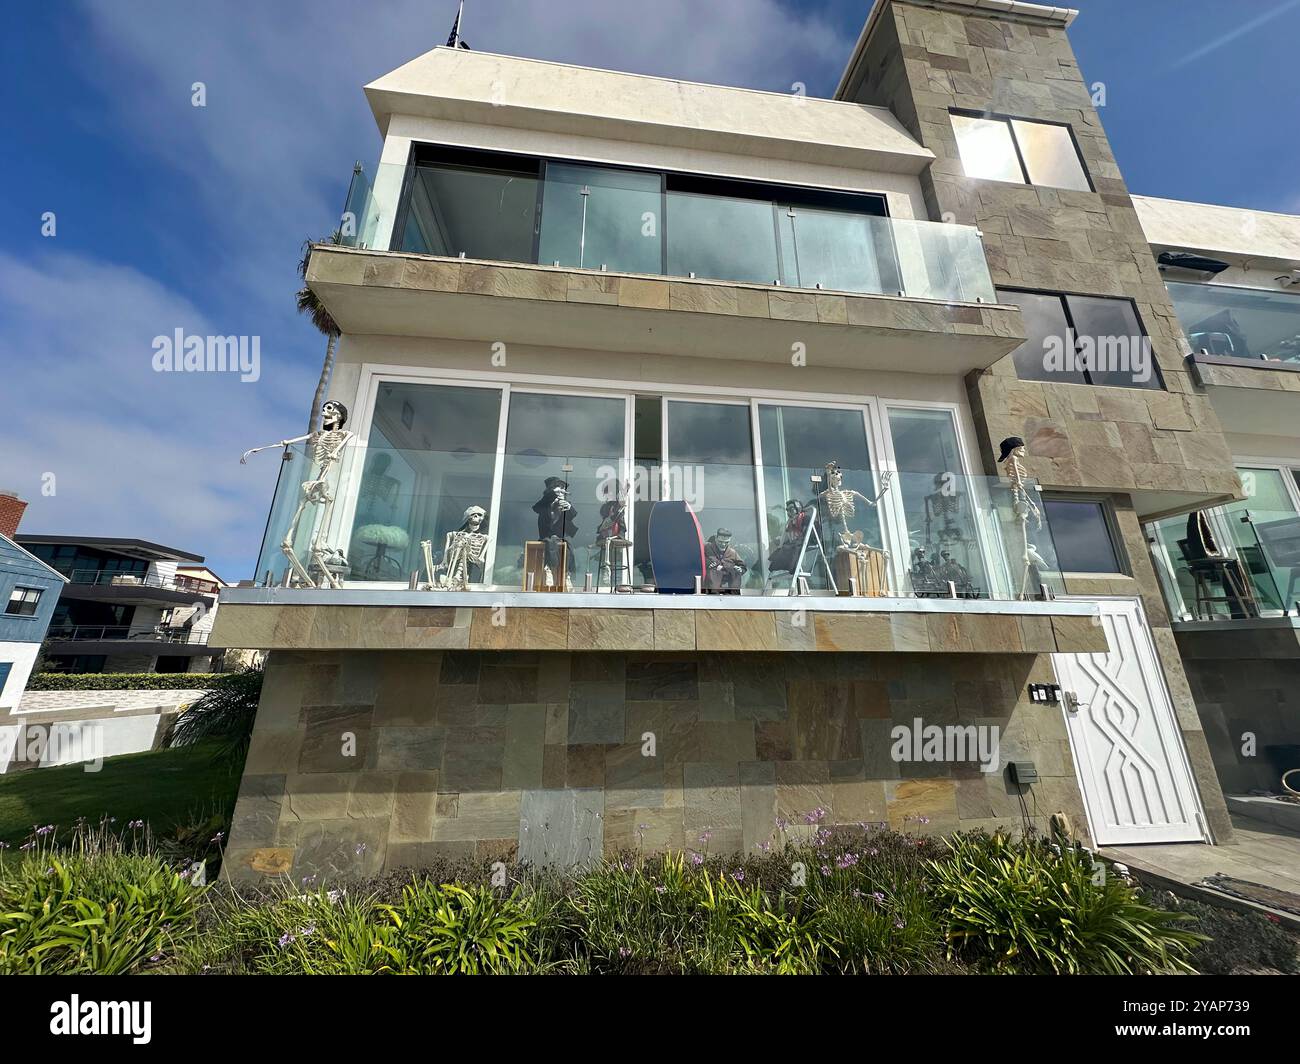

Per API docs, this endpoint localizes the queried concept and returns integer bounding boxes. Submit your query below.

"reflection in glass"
[399,163,538,262]
[1042,499,1122,574]
[951,114,1024,183]
[781,208,897,293]
[666,402,760,588]
[492,392,627,588]
[1166,282,1300,364]
[350,383,502,582]
[1065,295,1161,389]
[997,289,1085,384]
[888,407,989,597]
[1009,119,1090,191]
[758,404,875,589]
[539,164,663,274]
[667,191,781,284]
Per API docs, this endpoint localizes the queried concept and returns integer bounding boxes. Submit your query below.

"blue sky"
[2,0,1297,581]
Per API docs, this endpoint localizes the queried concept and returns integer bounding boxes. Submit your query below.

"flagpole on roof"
[447,0,466,48]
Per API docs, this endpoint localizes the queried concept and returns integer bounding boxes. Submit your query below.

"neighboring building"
[1133,196,1300,802]
[17,535,224,675]
[216,0,1246,881]
[1,527,66,714]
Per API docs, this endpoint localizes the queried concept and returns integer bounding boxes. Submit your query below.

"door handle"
[1064,691,1087,713]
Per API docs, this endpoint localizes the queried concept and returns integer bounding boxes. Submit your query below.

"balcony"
[57,568,220,608]
[211,440,1105,657]
[42,624,216,658]
[308,158,1025,373]
[1169,281,1300,435]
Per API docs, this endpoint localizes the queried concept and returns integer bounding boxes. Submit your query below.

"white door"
[1052,598,1206,845]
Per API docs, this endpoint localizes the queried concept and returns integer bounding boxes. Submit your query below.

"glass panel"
[539,164,663,274]
[1225,467,1299,611]
[631,395,663,585]
[888,407,990,597]
[782,208,897,293]
[348,383,502,582]
[1064,295,1162,389]
[1165,281,1300,364]
[758,404,876,590]
[1009,119,1090,191]
[1042,499,1123,573]
[400,162,538,261]
[951,114,1024,183]
[666,401,761,589]
[492,392,627,588]
[666,190,781,284]
[996,289,1086,384]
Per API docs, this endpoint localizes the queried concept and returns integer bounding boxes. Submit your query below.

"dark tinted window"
[1043,498,1124,573]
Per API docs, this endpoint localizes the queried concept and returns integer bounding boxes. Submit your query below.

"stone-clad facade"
[838,0,1235,840]
[224,647,1088,881]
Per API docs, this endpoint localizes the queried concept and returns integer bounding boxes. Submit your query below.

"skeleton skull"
[321,400,348,431]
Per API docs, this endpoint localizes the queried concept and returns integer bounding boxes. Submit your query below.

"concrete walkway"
[1102,815,1300,923]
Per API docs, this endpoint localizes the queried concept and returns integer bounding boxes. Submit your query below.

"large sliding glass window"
[758,404,877,589]
[1165,282,1300,364]
[492,392,627,588]
[665,401,761,589]
[350,382,502,581]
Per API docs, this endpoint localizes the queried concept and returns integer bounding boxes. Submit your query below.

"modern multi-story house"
[1132,196,1300,812]
[216,0,1250,881]
[17,535,225,675]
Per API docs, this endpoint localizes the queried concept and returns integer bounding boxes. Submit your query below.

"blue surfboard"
[647,500,705,594]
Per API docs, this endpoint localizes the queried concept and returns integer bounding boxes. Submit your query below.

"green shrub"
[167,665,264,765]
[0,851,202,974]
[28,672,240,691]
[930,832,1205,974]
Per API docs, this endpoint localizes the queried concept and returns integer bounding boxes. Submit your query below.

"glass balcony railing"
[1149,507,1300,620]
[1167,280,1300,365]
[253,443,1063,602]
[334,161,997,304]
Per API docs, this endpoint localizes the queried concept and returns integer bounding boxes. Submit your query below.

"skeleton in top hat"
[242,400,353,588]
[422,505,489,591]
[533,476,578,587]
[997,436,1046,598]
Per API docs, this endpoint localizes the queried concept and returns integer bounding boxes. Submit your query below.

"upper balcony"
[58,567,220,608]
[1168,280,1300,436]
[308,151,1024,373]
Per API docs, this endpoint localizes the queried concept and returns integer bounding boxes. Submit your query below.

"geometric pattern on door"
[1053,598,1205,846]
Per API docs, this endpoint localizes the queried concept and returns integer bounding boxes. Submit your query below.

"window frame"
[949,109,1093,192]
[343,363,986,593]
[997,286,1165,390]
[4,586,43,618]
[1041,493,1130,578]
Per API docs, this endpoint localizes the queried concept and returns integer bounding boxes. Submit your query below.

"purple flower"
[731,870,745,882]
[128,819,145,830]
[893,917,905,930]
[756,840,771,854]
[775,817,789,831]
[698,830,713,844]
[867,847,879,857]
[690,852,704,867]
[835,853,859,869]
[654,885,667,894]
[872,891,886,904]
[299,924,316,937]
[35,824,55,836]
[278,931,296,948]
[820,864,831,876]
[618,947,631,958]
[211,832,225,843]
[803,807,827,825]
[300,874,318,888]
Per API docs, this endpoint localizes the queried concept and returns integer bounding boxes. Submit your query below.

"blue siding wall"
[0,536,63,644]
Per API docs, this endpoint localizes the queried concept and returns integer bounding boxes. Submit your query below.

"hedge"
[27,672,239,692]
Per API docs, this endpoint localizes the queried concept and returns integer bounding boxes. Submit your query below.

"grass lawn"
[0,741,240,847]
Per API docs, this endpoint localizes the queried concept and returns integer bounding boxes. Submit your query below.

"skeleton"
[421,506,489,590]
[818,462,893,566]
[241,400,353,589]
[997,436,1044,599]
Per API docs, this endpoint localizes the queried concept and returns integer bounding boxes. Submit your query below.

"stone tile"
[348,773,396,820]
[665,721,756,766]
[787,681,865,760]
[812,612,894,651]
[885,778,960,834]
[860,718,901,779]
[502,704,546,789]
[604,742,665,810]
[830,779,888,825]
[653,609,696,650]
[567,682,626,743]
[889,613,931,651]
[478,663,539,703]
[519,788,605,868]
[626,659,699,700]
[774,611,818,651]
[374,726,445,772]
[431,791,521,842]
[617,278,670,310]
[565,744,606,788]
[284,773,354,822]
[391,771,440,841]
[441,727,505,792]
[372,654,440,726]
[1052,614,1109,652]
[1017,615,1057,653]
[696,610,778,651]
[298,705,373,774]
[568,609,654,651]
[683,762,742,836]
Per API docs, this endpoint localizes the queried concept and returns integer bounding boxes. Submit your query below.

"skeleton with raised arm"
[817,461,894,566]
[241,400,354,589]
[997,436,1046,599]
[421,505,489,590]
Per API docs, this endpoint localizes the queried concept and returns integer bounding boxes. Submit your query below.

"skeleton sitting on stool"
[242,400,354,589]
